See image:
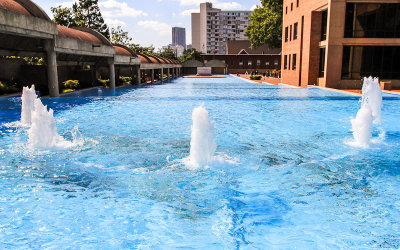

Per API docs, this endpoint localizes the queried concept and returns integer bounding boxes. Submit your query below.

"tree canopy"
[158,47,177,60]
[245,0,283,49]
[178,48,202,63]
[51,0,109,38]
[110,26,133,46]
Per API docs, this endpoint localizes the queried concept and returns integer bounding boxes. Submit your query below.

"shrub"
[98,78,110,88]
[63,80,79,89]
[0,81,18,95]
[119,76,132,85]
[250,75,262,80]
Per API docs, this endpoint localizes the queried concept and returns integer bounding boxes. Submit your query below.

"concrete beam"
[0,9,57,39]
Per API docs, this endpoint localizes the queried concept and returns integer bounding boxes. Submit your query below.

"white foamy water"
[21,85,37,125]
[362,77,383,124]
[350,103,373,148]
[188,103,217,168]
[20,87,81,149]
[349,77,383,148]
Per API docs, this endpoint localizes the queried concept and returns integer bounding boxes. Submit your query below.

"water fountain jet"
[350,77,383,148]
[188,103,216,168]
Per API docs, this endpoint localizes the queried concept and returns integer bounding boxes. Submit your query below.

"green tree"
[158,47,177,60]
[111,26,133,46]
[178,48,202,62]
[245,0,283,48]
[131,44,156,55]
[72,0,109,38]
[51,6,75,27]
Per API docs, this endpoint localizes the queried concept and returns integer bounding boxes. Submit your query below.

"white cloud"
[99,0,148,18]
[105,18,127,27]
[250,5,258,11]
[137,21,171,36]
[180,8,199,16]
[55,0,76,8]
[178,0,242,10]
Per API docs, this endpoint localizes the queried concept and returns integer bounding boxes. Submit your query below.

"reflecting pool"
[0,76,399,248]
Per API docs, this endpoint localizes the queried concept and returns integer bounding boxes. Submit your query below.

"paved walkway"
[235,74,281,85]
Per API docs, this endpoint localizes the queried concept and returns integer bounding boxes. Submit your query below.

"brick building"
[282,0,400,89]
[201,40,281,74]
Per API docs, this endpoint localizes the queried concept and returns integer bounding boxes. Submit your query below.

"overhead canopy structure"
[0,0,182,96]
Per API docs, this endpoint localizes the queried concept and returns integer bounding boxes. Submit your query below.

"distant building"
[187,44,192,50]
[172,27,186,50]
[282,0,400,89]
[191,2,253,54]
[201,40,281,74]
[162,44,185,58]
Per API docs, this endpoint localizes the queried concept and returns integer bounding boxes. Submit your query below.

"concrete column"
[151,69,155,83]
[137,67,141,85]
[167,68,171,80]
[109,61,116,88]
[44,39,59,97]
[161,68,164,82]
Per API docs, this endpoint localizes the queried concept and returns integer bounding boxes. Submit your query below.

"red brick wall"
[282,0,329,87]
[201,54,281,74]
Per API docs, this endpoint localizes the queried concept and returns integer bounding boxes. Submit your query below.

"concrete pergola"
[138,53,182,84]
[0,0,182,96]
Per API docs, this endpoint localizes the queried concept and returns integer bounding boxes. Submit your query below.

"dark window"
[297,0,299,7]
[321,10,328,41]
[289,54,291,70]
[342,46,400,80]
[286,6,288,14]
[285,27,288,42]
[292,54,297,70]
[291,3,293,11]
[230,60,234,66]
[294,22,298,39]
[319,48,326,77]
[290,25,292,41]
[284,55,288,69]
[345,3,400,38]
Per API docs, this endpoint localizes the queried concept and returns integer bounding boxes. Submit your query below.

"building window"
[294,22,298,40]
[290,25,292,41]
[297,0,299,7]
[342,46,400,80]
[248,61,252,66]
[284,55,287,69]
[291,2,293,11]
[319,48,326,77]
[274,60,279,66]
[257,60,261,66]
[321,10,328,41]
[239,60,243,66]
[286,6,288,14]
[230,60,234,66]
[292,54,297,70]
[285,27,289,42]
[345,3,400,38]
[289,55,291,70]
[266,61,270,66]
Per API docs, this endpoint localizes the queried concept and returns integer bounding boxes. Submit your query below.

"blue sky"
[33,0,260,50]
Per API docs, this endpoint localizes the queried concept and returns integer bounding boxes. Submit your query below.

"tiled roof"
[114,46,133,57]
[137,54,152,63]
[0,0,31,16]
[57,25,103,45]
[226,40,281,55]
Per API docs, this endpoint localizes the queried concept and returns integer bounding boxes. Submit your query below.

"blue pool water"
[0,76,400,248]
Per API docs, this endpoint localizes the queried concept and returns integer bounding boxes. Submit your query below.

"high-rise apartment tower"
[191,2,252,54]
